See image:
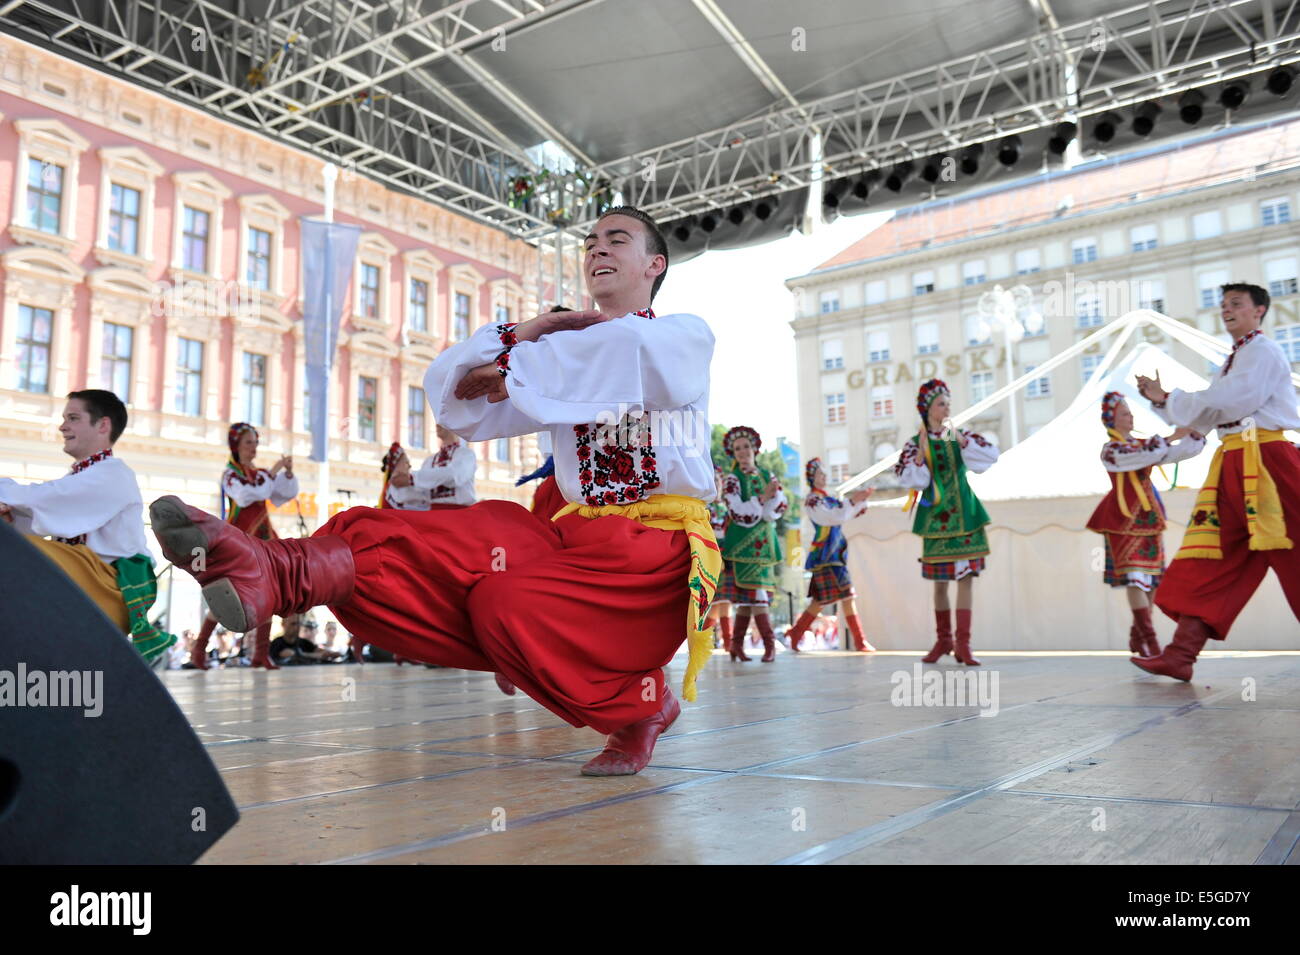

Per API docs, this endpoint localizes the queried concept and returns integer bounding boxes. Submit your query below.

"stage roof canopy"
[4,0,1299,244]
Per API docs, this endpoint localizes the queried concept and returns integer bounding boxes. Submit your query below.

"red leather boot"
[249,622,278,670]
[190,615,217,669]
[494,673,517,696]
[787,610,817,652]
[349,635,366,664]
[718,615,732,652]
[1131,615,1213,681]
[1132,606,1161,658]
[846,614,876,652]
[756,613,778,662]
[730,611,752,662]
[953,609,980,665]
[921,610,953,663]
[580,686,680,776]
[150,496,355,632]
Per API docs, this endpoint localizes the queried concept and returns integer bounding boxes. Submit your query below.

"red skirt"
[317,501,690,734]
[530,474,568,529]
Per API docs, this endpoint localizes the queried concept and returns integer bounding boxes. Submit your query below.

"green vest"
[721,465,783,589]
[910,435,991,563]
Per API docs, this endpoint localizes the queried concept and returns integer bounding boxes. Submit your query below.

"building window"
[358,376,378,443]
[1080,353,1103,383]
[16,304,53,394]
[866,329,891,363]
[828,448,850,484]
[1192,210,1222,239]
[1129,224,1158,252]
[970,371,995,403]
[864,279,887,305]
[1278,325,1300,363]
[824,392,847,425]
[915,322,940,354]
[102,322,133,404]
[26,157,65,234]
[821,339,843,371]
[962,260,987,286]
[1198,268,1230,309]
[1261,197,1292,227]
[175,337,203,416]
[871,386,894,418]
[407,385,426,448]
[1025,363,1051,398]
[1015,249,1040,274]
[965,314,991,346]
[1138,278,1165,313]
[495,304,511,325]
[819,290,841,313]
[912,270,935,295]
[1265,257,1299,297]
[493,438,510,462]
[1076,295,1103,328]
[359,264,381,319]
[242,352,267,427]
[107,184,141,255]
[1071,238,1098,264]
[453,292,471,341]
[182,206,210,273]
[246,227,272,290]
[409,279,430,332]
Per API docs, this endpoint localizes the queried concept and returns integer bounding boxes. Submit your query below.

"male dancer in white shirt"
[1134,283,1300,680]
[0,389,174,661]
[149,207,721,776]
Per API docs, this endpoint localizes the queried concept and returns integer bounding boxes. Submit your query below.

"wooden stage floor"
[165,649,1300,865]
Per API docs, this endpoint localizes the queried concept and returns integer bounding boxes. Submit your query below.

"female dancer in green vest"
[894,379,999,664]
[717,426,787,662]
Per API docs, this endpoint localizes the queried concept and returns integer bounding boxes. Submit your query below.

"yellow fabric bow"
[1175,429,1292,559]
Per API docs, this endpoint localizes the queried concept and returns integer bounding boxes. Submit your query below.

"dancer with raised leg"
[787,458,875,653]
[149,206,720,776]
[188,423,298,669]
[1085,392,1205,657]
[717,426,787,662]
[1133,283,1300,680]
[895,379,999,665]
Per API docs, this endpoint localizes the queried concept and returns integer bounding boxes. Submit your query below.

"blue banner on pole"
[300,217,361,462]
[779,438,801,490]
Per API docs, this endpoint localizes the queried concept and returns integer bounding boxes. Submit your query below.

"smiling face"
[1220,289,1266,339]
[731,435,757,471]
[927,394,951,432]
[59,398,113,461]
[236,429,258,468]
[811,465,826,491]
[1113,399,1134,434]
[583,214,665,307]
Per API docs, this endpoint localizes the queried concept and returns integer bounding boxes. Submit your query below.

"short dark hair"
[1221,282,1270,318]
[597,205,669,301]
[67,389,128,443]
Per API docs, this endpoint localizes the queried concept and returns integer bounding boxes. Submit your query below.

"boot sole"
[1129,658,1191,682]
[150,496,252,633]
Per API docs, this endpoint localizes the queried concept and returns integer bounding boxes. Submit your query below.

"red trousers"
[529,475,567,529]
[1156,441,1300,638]
[317,501,689,734]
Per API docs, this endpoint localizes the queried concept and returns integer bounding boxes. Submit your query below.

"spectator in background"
[269,614,342,665]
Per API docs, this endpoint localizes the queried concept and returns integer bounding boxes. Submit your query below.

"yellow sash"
[553,494,722,703]
[1105,429,1154,518]
[1176,429,1292,559]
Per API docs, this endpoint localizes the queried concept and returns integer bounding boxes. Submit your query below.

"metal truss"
[575,0,1300,239]
[0,0,599,234]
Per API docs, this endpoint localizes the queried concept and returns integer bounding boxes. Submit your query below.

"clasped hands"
[1135,372,1169,404]
[454,309,611,403]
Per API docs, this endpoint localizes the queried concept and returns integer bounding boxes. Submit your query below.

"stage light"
[1092,112,1121,143]
[996,135,1021,166]
[1267,66,1294,97]
[1132,102,1161,137]
[851,176,870,200]
[920,155,945,183]
[672,225,690,243]
[700,212,718,233]
[822,178,847,209]
[727,206,745,225]
[754,198,775,220]
[1178,89,1205,125]
[885,160,914,192]
[1218,80,1249,110]
[959,143,983,176]
[1047,122,1077,155]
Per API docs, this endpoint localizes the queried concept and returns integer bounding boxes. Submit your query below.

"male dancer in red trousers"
[1134,283,1300,680]
[150,206,720,776]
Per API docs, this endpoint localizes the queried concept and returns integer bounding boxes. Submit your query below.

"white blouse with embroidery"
[1154,333,1300,434]
[894,429,1000,490]
[0,455,149,563]
[1100,434,1206,472]
[722,471,787,527]
[424,311,717,507]
[412,442,478,505]
[221,467,299,509]
[805,492,870,526]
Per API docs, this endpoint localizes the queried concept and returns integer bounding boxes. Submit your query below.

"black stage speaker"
[0,523,239,863]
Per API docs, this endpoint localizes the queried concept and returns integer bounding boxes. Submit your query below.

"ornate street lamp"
[975,284,1044,447]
